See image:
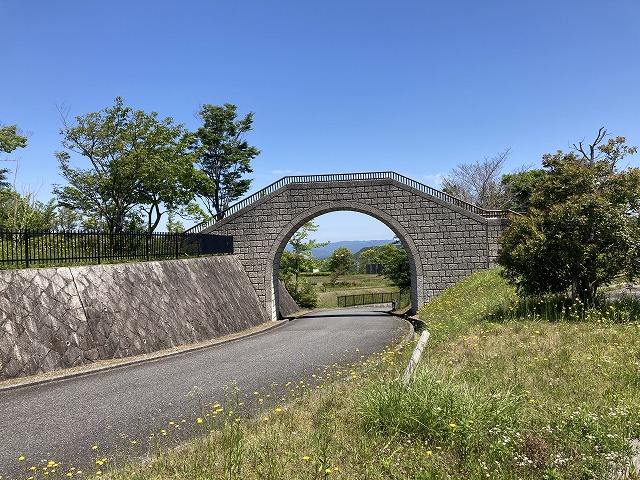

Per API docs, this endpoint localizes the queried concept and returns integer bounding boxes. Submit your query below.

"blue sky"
[3,0,639,242]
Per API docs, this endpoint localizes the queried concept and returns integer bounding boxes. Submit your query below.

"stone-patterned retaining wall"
[277,279,300,318]
[0,256,270,380]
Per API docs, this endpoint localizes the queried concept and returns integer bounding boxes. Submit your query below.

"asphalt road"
[0,307,408,478]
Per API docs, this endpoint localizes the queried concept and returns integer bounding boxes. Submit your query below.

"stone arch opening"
[267,202,423,319]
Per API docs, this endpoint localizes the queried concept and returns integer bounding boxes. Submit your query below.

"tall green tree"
[55,97,196,233]
[279,221,328,308]
[378,242,411,293]
[134,133,203,233]
[0,122,37,230]
[328,246,355,282]
[0,190,57,231]
[193,104,260,220]
[498,128,640,305]
[357,242,411,290]
[279,221,328,287]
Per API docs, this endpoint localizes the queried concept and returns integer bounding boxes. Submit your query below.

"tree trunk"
[147,203,162,234]
[571,277,578,303]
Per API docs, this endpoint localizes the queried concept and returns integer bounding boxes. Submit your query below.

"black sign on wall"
[197,234,234,254]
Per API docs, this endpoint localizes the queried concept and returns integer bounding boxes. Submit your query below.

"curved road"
[0,307,408,478]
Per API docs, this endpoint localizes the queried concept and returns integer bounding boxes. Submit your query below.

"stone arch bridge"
[185,172,511,319]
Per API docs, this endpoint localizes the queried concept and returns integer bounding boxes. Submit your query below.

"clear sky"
[3,0,639,242]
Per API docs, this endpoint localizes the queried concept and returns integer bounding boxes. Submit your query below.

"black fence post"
[145,233,150,261]
[24,231,30,268]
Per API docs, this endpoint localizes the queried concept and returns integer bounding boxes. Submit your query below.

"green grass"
[303,273,401,308]
[11,269,640,479]
[362,270,640,478]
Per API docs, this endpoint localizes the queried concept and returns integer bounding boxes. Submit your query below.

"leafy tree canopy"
[500,168,546,212]
[357,246,384,273]
[0,124,27,155]
[193,104,260,220]
[359,242,411,292]
[55,97,197,233]
[0,189,57,231]
[279,221,328,283]
[279,220,328,309]
[0,122,28,190]
[378,242,411,293]
[328,247,355,275]
[498,128,640,305]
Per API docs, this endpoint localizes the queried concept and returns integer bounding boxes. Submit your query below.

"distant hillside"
[311,239,393,259]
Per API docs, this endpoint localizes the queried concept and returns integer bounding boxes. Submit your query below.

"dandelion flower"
[18,456,25,461]
[197,417,203,424]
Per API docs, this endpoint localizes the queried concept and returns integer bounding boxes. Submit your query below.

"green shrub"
[290,278,318,309]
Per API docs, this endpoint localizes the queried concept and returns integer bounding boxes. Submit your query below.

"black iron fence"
[0,230,233,269]
[337,291,410,308]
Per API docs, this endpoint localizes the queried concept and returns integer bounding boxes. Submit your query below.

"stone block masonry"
[0,256,270,380]
[204,177,509,318]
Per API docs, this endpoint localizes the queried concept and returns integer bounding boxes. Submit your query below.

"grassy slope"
[26,269,639,479]
[365,270,640,478]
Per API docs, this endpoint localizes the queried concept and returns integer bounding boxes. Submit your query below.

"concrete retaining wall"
[0,256,270,380]
[277,279,300,318]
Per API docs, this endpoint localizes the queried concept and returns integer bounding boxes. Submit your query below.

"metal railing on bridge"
[182,171,516,236]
